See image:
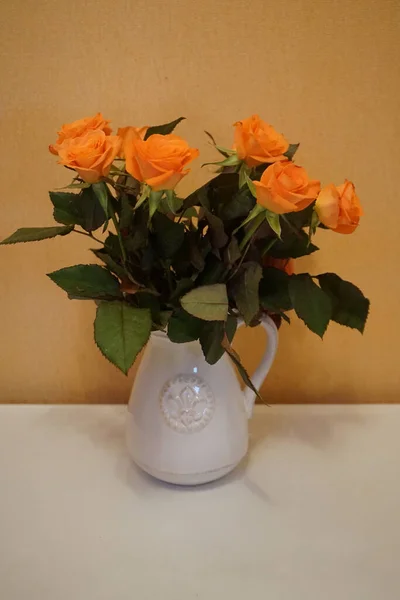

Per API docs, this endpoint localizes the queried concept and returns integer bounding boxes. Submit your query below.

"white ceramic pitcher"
[127,316,278,485]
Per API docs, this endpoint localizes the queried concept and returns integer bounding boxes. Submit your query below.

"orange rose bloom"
[117,126,148,158]
[124,132,199,191]
[254,161,320,214]
[263,256,294,275]
[57,130,121,184]
[234,115,289,167]
[315,180,362,234]
[49,113,112,155]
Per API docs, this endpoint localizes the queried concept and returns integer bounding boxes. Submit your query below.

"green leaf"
[168,309,203,343]
[60,181,91,190]
[226,314,238,343]
[180,206,198,219]
[200,172,241,214]
[188,233,206,271]
[92,249,127,281]
[222,338,262,400]
[181,283,228,321]
[200,321,225,364]
[202,153,241,168]
[49,192,83,227]
[204,130,235,158]
[236,203,265,232]
[104,232,122,259]
[158,310,172,329]
[265,210,281,238]
[204,130,217,145]
[51,186,107,233]
[232,262,262,324]
[239,210,266,249]
[318,273,370,333]
[286,204,315,229]
[288,274,332,337]
[47,264,122,300]
[199,315,237,365]
[219,186,255,221]
[0,225,73,245]
[136,293,161,322]
[182,185,210,211]
[148,190,163,221]
[119,194,134,230]
[153,213,184,258]
[244,172,257,198]
[260,267,292,312]
[135,185,150,210]
[224,236,241,266]
[198,256,226,285]
[284,143,300,161]
[310,210,319,235]
[220,154,241,167]
[92,182,109,217]
[80,187,107,232]
[171,278,195,301]
[269,230,318,259]
[238,163,251,189]
[204,209,228,249]
[164,190,183,214]
[144,117,185,140]
[94,302,151,374]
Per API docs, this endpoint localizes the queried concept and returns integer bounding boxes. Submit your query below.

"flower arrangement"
[1,113,369,396]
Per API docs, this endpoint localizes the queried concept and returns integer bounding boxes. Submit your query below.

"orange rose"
[124,132,199,191]
[254,161,320,214]
[234,115,289,167]
[117,126,148,158]
[57,130,121,184]
[49,113,112,155]
[315,180,362,234]
[263,256,294,275]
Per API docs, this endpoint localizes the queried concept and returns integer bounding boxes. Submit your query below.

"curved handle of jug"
[240,315,279,418]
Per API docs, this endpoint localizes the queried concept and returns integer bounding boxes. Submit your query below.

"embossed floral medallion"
[160,374,215,433]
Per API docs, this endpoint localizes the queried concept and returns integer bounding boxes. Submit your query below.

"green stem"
[109,168,128,177]
[73,229,103,245]
[261,238,278,257]
[226,242,252,281]
[104,177,137,195]
[238,212,265,251]
[108,203,127,263]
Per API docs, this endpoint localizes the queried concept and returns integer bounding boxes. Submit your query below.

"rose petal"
[146,170,185,191]
[74,167,102,184]
[315,184,340,229]
[254,181,296,214]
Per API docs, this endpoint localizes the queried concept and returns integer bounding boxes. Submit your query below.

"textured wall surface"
[1,0,399,403]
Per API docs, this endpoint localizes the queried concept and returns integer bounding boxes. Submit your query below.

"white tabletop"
[0,404,399,600]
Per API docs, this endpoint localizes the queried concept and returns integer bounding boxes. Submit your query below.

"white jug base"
[132,456,244,486]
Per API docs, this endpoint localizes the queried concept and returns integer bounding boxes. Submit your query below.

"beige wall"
[1,0,399,403]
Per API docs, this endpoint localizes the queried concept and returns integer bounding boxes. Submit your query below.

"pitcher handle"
[240,315,279,418]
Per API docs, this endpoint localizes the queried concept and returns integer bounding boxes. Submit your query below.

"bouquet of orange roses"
[1,113,368,394]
